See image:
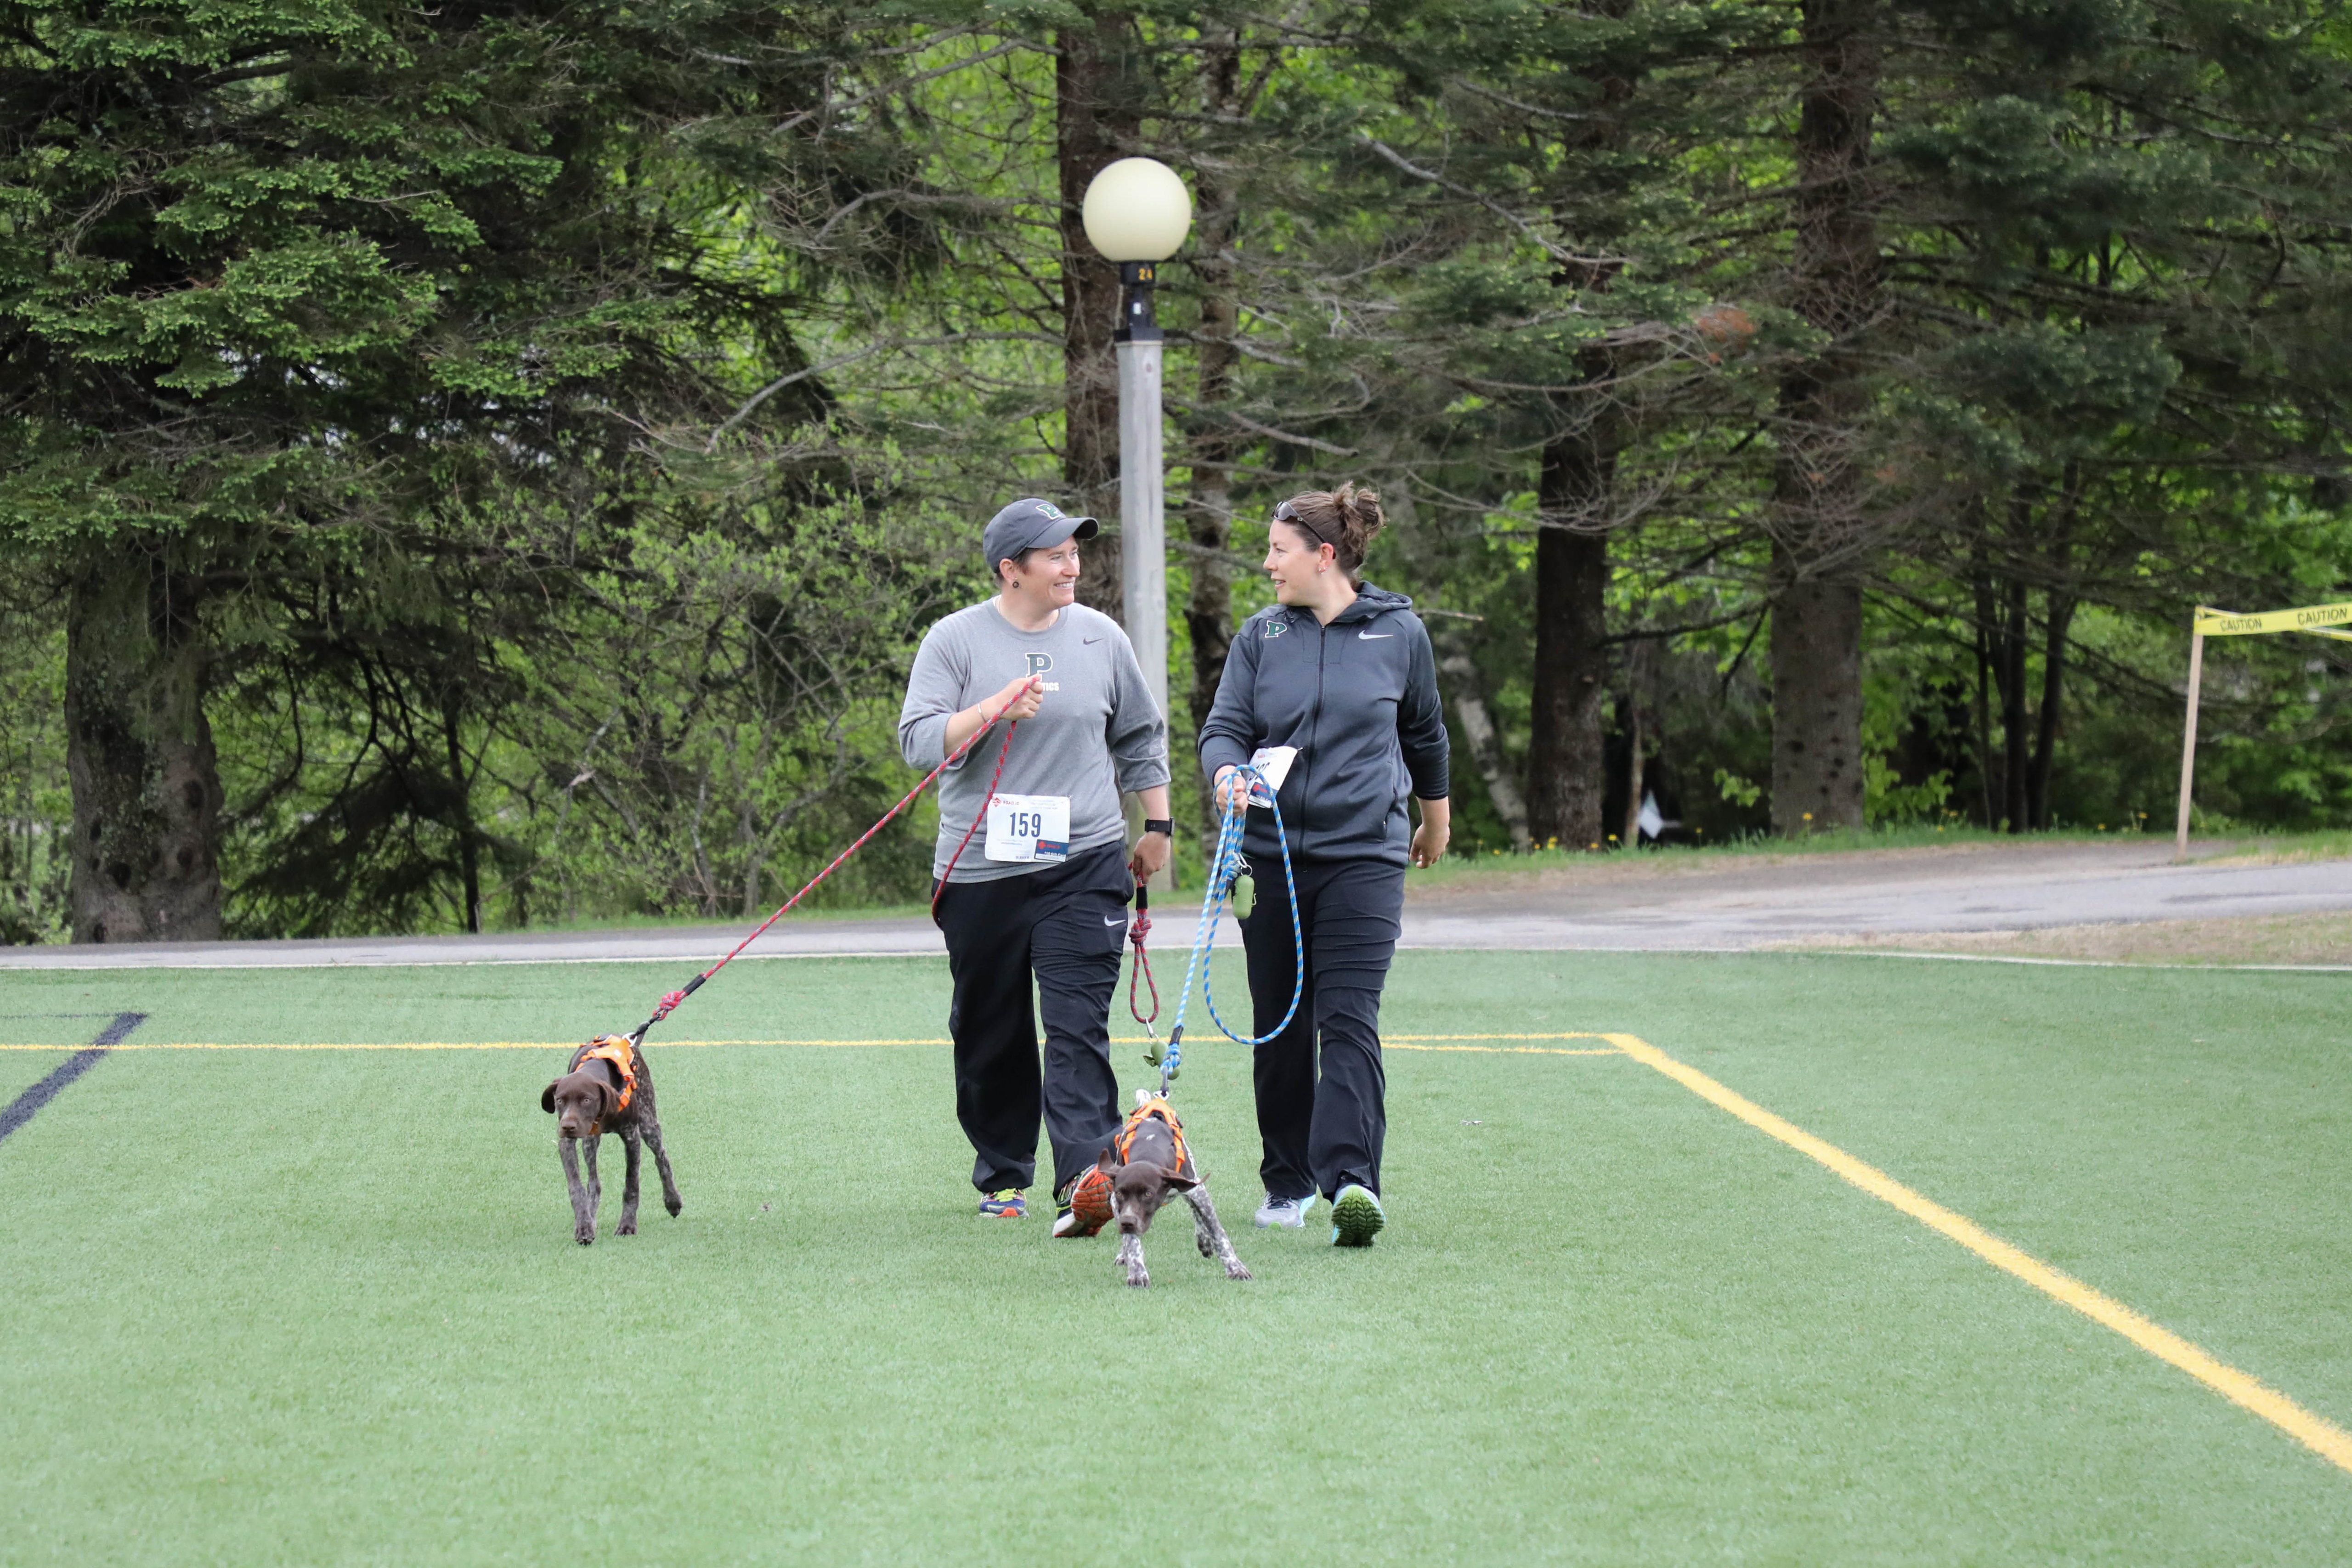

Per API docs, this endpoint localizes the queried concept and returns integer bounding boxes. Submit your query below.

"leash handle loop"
[1126,877,1159,1042]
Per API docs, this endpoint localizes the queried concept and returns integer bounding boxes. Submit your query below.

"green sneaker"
[1330,1183,1385,1247]
[978,1188,1027,1219]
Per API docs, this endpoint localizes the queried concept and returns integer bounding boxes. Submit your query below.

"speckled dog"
[539,1035,681,1246]
[1095,1091,1251,1289]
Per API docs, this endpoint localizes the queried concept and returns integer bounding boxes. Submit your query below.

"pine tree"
[0,0,882,937]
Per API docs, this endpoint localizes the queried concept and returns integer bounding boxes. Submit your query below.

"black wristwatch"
[1143,819,1174,837]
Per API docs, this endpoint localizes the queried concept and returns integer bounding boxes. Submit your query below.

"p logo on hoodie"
[1263,619,1288,639]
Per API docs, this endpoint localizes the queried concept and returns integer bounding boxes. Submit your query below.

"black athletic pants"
[1238,854,1404,1202]
[932,842,1131,1197]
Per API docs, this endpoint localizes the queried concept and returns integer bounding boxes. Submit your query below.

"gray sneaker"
[1255,1192,1315,1229]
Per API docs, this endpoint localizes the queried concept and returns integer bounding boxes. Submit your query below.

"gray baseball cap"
[983,497,1098,573]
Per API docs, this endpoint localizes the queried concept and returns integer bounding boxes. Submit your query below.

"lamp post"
[1081,157,1192,740]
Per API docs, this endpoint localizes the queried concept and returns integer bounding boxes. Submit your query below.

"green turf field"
[1,950,2347,1564]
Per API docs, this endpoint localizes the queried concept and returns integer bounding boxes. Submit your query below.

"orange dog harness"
[1114,1094,1192,1179]
[578,1036,638,1119]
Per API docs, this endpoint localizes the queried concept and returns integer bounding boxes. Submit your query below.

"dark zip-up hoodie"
[1197,584,1450,865]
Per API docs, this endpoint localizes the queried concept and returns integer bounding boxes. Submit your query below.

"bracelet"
[1143,819,1174,837]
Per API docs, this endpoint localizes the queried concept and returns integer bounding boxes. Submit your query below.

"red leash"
[929,721,1021,917]
[1128,882,1159,1036]
[627,703,1021,1043]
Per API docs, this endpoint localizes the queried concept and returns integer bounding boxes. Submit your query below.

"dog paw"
[1196,1233,1214,1258]
[665,1196,682,1217]
[1225,1261,1254,1281]
[575,1228,595,1247]
[617,1218,637,1236]
[1125,1270,1151,1289]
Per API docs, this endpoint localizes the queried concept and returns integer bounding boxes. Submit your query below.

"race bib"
[1245,745,1299,805]
[985,794,1071,863]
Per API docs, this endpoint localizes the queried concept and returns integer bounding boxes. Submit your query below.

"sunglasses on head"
[1272,499,1334,548]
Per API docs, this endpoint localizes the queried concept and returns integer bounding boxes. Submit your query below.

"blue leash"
[1147,761,1306,1094]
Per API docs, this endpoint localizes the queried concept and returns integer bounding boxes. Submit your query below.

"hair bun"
[1333,481,1384,555]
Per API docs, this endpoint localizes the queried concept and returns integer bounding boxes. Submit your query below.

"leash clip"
[1153,1023,1183,1091]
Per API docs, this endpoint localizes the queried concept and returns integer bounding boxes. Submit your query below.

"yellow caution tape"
[2194,602,2352,638]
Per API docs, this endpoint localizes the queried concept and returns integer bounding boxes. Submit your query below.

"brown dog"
[540,1035,681,1245]
[1096,1091,1251,1289]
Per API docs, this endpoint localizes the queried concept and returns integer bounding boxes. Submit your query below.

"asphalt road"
[1,841,2344,969]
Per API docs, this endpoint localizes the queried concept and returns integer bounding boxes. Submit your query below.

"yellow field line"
[1384,1032,1608,1042]
[1606,1031,2352,1477]
[1389,1043,1619,1056]
[0,1032,1621,1054]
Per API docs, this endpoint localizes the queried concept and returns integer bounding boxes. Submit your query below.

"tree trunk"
[1999,574,2029,833]
[1973,560,1996,828]
[441,691,481,932]
[1057,11,1137,620]
[1180,26,1242,820]
[1436,628,1531,850]
[64,547,222,943]
[1768,0,1879,835]
[740,794,761,919]
[1526,421,1613,851]
[1768,557,1864,834]
[1526,6,1638,854]
[2028,592,2074,830]
[1621,691,1645,846]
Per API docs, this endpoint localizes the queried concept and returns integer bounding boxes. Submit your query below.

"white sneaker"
[1255,1192,1315,1229]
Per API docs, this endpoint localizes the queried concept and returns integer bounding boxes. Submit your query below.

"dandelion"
[1802,812,1813,822]
[1607,833,1618,842]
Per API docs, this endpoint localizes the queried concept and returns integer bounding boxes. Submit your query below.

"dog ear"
[1136,1160,1192,1191]
[1159,1163,1198,1192]
[1096,1146,1119,1175]
[541,1082,560,1114]
[596,1081,620,1121]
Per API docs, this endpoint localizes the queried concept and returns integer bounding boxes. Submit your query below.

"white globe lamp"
[1082,157,1193,263]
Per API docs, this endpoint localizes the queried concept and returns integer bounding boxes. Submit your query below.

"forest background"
[6,0,2352,943]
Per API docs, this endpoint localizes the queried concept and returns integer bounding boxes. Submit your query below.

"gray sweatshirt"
[899,600,1170,883]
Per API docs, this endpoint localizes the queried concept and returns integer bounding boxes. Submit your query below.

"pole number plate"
[986,794,1071,863]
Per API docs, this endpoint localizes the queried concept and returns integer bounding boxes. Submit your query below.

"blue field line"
[0,1011,147,1147]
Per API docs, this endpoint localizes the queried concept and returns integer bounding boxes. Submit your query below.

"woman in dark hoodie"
[1197,484,1450,1247]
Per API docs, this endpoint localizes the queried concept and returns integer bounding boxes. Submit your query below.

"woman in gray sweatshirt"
[1198,484,1451,1247]
[899,497,1172,1233]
